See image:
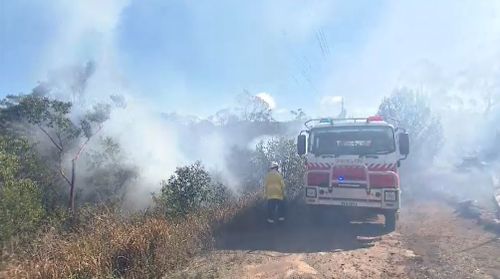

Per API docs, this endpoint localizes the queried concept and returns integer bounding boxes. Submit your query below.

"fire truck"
[297,116,410,231]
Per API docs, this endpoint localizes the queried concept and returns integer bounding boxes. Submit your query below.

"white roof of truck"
[305,116,392,129]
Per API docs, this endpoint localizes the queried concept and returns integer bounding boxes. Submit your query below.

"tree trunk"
[66,125,103,212]
[69,159,76,212]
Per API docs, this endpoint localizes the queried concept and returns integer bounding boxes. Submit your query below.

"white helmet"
[270,162,279,169]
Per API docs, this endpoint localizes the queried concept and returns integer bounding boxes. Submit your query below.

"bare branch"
[56,131,64,151]
[73,124,103,161]
[52,144,71,186]
[58,153,72,187]
[38,125,63,151]
[59,167,72,186]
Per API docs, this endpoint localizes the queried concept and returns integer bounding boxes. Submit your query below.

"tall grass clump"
[4,198,254,279]
[3,161,256,279]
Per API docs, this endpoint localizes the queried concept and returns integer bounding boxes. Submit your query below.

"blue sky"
[1,0,500,118]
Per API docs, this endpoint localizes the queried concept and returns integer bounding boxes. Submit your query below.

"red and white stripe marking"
[307,162,397,171]
[367,163,396,171]
[307,163,331,170]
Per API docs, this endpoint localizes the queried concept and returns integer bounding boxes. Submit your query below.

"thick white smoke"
[104,98,186,208]
[31,0,500,209]
[34,1,202,208]
[36,1,289,208]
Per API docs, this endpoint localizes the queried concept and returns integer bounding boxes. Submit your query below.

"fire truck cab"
[297,116,410,231]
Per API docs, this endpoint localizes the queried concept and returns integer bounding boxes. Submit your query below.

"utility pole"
[337,97,347,118]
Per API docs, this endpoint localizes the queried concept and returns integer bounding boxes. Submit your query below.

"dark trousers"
[267,199,285,220]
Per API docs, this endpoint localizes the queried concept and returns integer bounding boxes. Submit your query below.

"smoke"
[29,1,198,208]
[319,96,343,117]
[311,1,500,208]
[12,0,500,210]
[33,0,292,207]
[104,98,187,208]
[320,1,500,113]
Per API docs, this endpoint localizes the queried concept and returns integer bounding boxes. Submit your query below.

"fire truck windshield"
[311,126,395,156]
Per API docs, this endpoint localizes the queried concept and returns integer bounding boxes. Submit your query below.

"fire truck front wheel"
[384,210,398,232]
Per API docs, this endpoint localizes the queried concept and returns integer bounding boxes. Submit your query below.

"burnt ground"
[166,201,500,279]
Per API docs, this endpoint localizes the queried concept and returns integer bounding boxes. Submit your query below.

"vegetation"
[0,75,305,278]
[1,70,440,278]
[4,199,253,279]
[1,91,112,212]
[253,137,306,199]
[0,136,45,244]
[84,137,138,204]
[378,88,443,168]
[155,161,233,217]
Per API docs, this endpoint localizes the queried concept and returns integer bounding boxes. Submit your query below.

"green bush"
[0,180,44,243]
[0,136,45,243]
[155,161,232,217]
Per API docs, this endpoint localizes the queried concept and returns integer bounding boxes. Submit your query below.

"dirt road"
[168,201,500,279]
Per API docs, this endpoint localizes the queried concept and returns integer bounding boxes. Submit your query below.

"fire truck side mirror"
[297,135,306,155]
[399,133,410,156]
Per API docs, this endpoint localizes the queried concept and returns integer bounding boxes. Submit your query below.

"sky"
[1,0,500,119]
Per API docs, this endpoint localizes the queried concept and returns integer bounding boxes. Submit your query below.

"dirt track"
[168,201,500,279]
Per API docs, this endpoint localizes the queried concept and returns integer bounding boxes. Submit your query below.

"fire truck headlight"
[306,187,317,198]
[384,191,397,201]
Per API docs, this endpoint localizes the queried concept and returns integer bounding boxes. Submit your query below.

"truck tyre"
[384,211,397,232]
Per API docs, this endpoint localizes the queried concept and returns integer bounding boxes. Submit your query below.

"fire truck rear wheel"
[384,210,397,232]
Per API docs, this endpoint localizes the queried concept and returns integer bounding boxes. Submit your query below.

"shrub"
[155,161,233,217]
[0,136,45,244]
[0,180,44,244]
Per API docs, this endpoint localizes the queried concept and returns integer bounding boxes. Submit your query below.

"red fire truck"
[297,116,410,231]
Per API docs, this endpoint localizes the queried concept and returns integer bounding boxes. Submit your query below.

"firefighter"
[265,162,286,223]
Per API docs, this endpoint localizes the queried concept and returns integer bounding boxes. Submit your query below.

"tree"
[378,88,443,167]
[210,108,240,126]
[290,108,307,121]
[84,137,138,204]
[13,94,110,212]
[237,91,274,122]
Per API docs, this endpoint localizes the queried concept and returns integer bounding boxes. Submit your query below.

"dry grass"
[3,197,256,279]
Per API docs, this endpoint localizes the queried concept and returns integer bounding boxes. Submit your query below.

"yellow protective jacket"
[265,170,285,200]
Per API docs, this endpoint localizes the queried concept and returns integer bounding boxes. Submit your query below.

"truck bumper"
[305,186,400,210]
